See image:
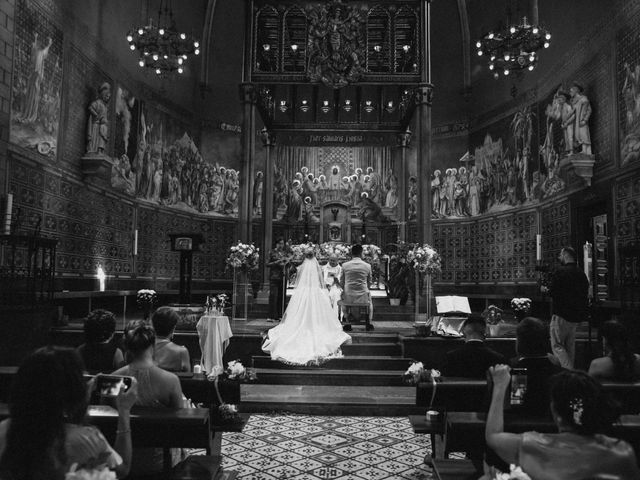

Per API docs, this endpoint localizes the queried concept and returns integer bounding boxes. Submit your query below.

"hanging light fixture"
[127,0,199,75]
[475,0,550,79]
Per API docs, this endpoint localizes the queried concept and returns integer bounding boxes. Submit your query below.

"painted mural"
[618,27,640,166]
[111,103,240,217]
[10,0,63,158]
[272,146,397,224]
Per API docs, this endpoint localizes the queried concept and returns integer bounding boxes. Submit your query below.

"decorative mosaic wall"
[136,207,236,281]
[540,200,571,267]
[8,159,135,276]
[616,171,640,248]
[433,209,538,284]
[617,5,640,167]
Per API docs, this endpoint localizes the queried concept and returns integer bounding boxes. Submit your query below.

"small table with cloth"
[196,314,233,374]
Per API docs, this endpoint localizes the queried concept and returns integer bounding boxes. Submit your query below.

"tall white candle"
[536,234,542,261]
[97,265,106,292]
[4,193,13,235]
[133,229,138,256]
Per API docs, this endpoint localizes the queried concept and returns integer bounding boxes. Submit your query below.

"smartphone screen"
[510,368,527,406]
[96,375,132,397]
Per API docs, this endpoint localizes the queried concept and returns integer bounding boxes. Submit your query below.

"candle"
[97,265,106,292]
[4,193,12,235]
[133,229,138,256]
[536,234,542,262]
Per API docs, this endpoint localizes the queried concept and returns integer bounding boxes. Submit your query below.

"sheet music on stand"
[432,296,471,337]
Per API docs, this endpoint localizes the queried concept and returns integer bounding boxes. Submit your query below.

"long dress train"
[262,257,351,365]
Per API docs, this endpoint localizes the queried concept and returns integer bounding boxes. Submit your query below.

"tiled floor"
[220,414,436,480]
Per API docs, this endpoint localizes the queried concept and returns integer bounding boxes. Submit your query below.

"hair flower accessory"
[570,397,584,426]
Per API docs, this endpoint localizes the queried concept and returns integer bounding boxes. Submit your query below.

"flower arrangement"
[225,360,257,381]
[290,242,319,263]
[402,361,441,385]
[207,360,255,428]
[407,243,442,275]
[226,242,260,271]
[66,464,116,480]
[492,465,532,480]
[483,305,504,325]
[136,289,157,309]
[511,297,532,319]
[205,293,229,315]
[362,244,381,265]
[318,242,350,261]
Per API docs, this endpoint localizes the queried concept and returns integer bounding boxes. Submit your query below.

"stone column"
[397,128,411,241]
[239,83,257,242]
[260,128,276,283]
[415,85,434,244]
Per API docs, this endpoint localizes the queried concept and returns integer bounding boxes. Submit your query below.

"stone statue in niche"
[431,169,441,217]
[550,90,574,155]
[86,82,111,155]
[566,82,592,155]
[253,170,264,216]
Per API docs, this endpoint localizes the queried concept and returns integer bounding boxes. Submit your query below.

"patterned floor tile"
[221,414,434,480]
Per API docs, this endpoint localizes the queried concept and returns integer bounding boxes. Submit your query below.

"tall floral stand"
[232,267,249,321]
[414,272,433,322]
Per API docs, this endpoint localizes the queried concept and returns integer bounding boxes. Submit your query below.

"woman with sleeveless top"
[76,309,125,373]
[589,320,640,381]
[113,322,184,476]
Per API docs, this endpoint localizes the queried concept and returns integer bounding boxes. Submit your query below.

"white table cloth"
[196,314,233,374]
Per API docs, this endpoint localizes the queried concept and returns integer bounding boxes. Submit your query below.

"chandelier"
[475,2,550,78]
[127,0,200,75]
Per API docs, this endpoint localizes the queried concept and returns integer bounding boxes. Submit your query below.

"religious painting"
[272,145,397,225]
[431,104,543,220]
[111,85,140,195]
[10,0,63,158]
[123,103,240,218]
[617,26,640,167]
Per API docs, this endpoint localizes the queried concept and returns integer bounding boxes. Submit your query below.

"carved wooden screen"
[394,6,419,74]
[283,6,307,73]
[366,6,391,73]
[255,6,280,73]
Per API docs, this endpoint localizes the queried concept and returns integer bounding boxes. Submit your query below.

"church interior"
[1,0,640,479]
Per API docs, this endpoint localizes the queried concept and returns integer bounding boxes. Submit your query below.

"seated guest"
[0,346,137,479]
[113,323,184,476]
[510,317,564,417]
[589,320,640,381]
[152,307,191,372]
[76,309,125,373]
[444,314,507,378]
[485,366,640,479]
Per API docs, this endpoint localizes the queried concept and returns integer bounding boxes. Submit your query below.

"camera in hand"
[509,368,527,406]
[96,374,133,397]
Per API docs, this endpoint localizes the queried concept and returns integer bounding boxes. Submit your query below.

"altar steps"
[252,368,407,386]
[251,355,412,371]
[342,342,402,356]
[239,384,420,416]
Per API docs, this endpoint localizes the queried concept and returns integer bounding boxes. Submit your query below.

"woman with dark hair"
[0,346,137,479]
[113,322,184,475]
[152,307,191,372]
[76,309,125,373]
[589,320,640,381]
[484,366,639,479]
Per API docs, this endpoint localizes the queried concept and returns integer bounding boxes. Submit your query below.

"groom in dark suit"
[340,244,373,331]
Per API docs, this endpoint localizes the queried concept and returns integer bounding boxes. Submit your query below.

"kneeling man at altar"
[322,254,343,320]
[340,244,373,331]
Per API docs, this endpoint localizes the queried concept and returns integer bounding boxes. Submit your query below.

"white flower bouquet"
[225,360,257,382]
[66,464,116,480]
[226,242,260,271]
[362,244,382,265]
[511,297,532,319]
[493,465,532,480]
[402,361,441,385]
[407,243,442,275]
[205,293,229,315]
[318,242,350,261]
[290,242,319,263]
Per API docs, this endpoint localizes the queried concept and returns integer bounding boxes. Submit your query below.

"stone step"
[239,384,419,416]
[342,342,402,356]
[252,368,407,386]
[251,355,414,371]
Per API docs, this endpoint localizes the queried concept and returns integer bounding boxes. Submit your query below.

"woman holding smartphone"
[484,365,639,479]
[0,346,138,479]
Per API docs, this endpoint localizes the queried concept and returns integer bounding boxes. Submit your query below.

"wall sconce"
[374,44,382,53]
[321,100,330,114]
[364,100,374,114]
[279,100,289,113]
[262,44,271,52]
[385,101,395,114]
[343,99,352,112]
[402,44,411,53]
[291,44,298,54]
[300,99,310,113]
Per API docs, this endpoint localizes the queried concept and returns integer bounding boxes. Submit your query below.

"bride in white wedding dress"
[262,253,352,365]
